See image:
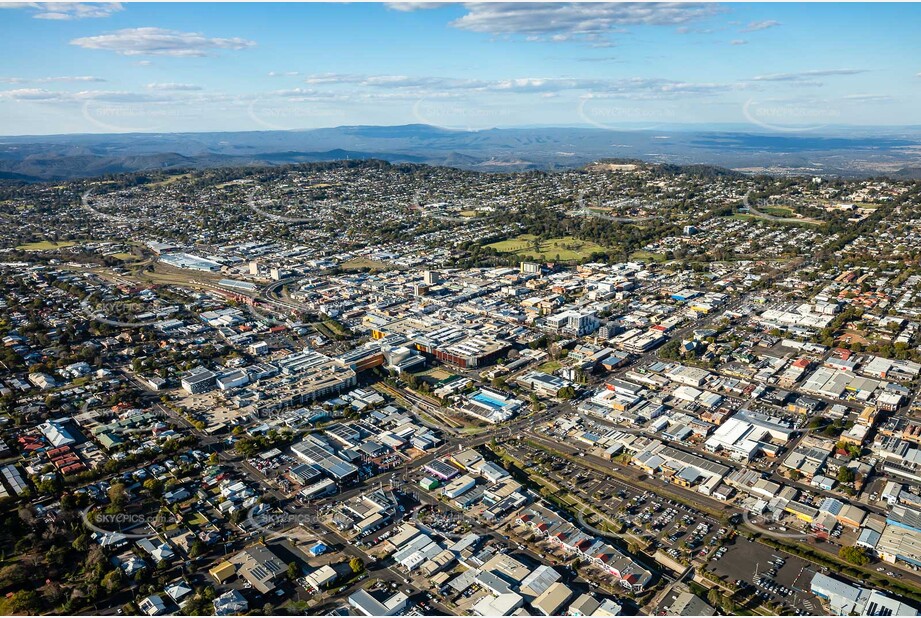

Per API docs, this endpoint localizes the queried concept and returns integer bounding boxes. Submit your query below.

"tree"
[287,561,298,580]
[839,545,871,566]
[107,483,127,510]
[0,563,28,587]
[5,590,41,614]
[349,557,364,574]
[837,466,856,484]
[188,539,206,558]
[707,587,721,607]
[40,581,64,606]
[72,533,90,552]
[143,478,163,498]
[102,568,124,593]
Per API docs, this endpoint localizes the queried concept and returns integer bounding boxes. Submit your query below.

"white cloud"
[147,82,202,91]
[676,25,717,35]
[302,72,737,100]
[842,93,893,102]
[0,88,161,102]
[366,75,486,89]
[268,88,351,102]
[304,73,487,90]
[741,20,781,32]
[70,27,256,57]
[0,88,63,101]
[449,2,721,44]
[304,73,365,85]
[730,39,747,46]
[575,55,621,63]
[385,2,445,11]
[493,77,611,92]
[1,75,106,84]
[752,69,867,82]
[0,2,123,19]
[40,75,107,83]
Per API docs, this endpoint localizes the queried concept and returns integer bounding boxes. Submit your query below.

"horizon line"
[4,121,921,140]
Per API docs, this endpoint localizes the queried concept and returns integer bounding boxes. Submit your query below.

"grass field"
[146,172,192,187]
[421,368,454,381]
[758,206,795,217]
[537,360,563,374]
[16,240,78,251]
[459,210,479,217]
[630,250,667,263]
[418,367,459,387]
[487,234,605,262]
[110,252,140,261]
[340,257,392,271]
[732,213,824,227]
[140,263,225,287]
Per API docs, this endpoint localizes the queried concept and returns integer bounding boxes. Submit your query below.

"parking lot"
[505,441,730,566]
[706,537,823,615]
[612,487,726,563]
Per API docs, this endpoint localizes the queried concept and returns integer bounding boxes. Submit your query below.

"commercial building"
[811,573,918,616]
[811,573,869,615]
[669,590,716,616]
[457,389,523,424]
[531,582,573,616]
[443,475,476,500]
[516,503,652,591]
[704,411,794,461]
[180,366,217,394]
[517,371,572,398]
[236,544,286,594]
[348,590,408,616]
[291,438,358,483]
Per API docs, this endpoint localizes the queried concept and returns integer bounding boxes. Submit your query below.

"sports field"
[16,240,78,251]
[486,234,605,262]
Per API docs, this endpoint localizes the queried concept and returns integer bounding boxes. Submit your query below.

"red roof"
[60,463,85,475]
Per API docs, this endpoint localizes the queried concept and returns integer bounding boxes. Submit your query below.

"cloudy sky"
[0,2,919,134]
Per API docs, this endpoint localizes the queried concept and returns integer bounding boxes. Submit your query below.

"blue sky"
[0,2,919,135]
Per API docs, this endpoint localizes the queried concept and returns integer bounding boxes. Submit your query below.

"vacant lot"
[630,250,667,263]
[487,234,605,262]
[340,257,392,271]
[16,240,78,251]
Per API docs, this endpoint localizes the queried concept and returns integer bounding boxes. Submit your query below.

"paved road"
[741,189,823,225]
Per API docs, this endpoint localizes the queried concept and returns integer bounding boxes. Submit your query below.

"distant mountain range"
[2,123,921,182]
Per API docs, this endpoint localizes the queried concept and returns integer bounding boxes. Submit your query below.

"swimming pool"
[471,392,508,410]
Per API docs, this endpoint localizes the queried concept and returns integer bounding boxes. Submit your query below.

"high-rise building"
[520,261,541,274]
